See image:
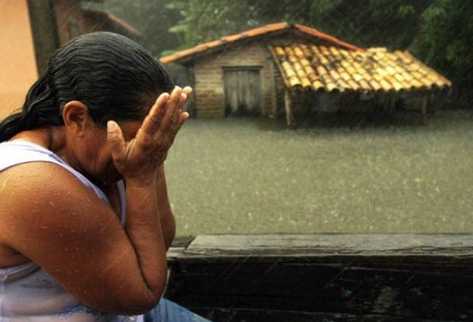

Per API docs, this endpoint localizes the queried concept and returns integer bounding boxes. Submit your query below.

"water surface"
[166,110,473,235]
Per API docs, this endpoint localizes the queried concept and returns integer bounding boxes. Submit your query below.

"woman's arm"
[155,85,191,251]
[0,163,165,315]
[156,164,176,251]
[0,87,188,315]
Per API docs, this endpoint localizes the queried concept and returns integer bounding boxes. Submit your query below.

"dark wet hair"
[0,32,174,142]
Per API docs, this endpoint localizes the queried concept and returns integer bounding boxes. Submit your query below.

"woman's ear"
[62,101,92,136]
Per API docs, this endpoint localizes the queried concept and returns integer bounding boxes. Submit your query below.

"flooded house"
[161,22,452,127]
[0,0,139,119]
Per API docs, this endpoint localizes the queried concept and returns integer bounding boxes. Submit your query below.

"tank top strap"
[0,140,127,224]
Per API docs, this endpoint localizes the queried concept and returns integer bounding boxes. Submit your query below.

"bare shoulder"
[0,162,156,314]
[0,161,118,243]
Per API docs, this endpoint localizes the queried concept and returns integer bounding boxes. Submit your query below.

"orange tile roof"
[160,22,362,64]
[271,44,451,93]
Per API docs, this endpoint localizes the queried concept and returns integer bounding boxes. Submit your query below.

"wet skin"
[0,86,192,313]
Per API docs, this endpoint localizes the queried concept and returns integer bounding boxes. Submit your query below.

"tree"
[413,0,473,104]
[165,0,429,49]
[103,0,181,57]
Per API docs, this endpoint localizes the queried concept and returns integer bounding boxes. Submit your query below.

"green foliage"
[166,0,431,49]
[103,0,181,57]
[165,0,278,48]
[414,0,473,103]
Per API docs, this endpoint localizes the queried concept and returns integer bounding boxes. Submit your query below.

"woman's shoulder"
[0,161,147,314]
[0,161,102,215]
[0,161,109,259]
[0,140,110,202]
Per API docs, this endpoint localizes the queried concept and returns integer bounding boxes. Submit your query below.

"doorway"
[223,67,262,117]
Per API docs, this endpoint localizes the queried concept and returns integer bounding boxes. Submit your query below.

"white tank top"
[0,140,144,322]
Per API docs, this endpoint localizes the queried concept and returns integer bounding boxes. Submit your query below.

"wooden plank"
[169,234,473,262]
[167,236,195,258]
[223,68,262,116]
[171,236,195,248]
[223,70,238,116]
[166,234,473,321]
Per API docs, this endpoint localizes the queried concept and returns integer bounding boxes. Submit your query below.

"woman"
[0,32,209,321]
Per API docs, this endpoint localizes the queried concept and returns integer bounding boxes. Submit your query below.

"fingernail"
[157,93,169,103]
[107,121,116,130]
[183,86,193,94]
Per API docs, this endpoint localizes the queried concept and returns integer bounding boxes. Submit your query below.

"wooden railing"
[166,234,473,322]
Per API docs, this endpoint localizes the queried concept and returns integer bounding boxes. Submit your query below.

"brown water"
[165,110,473,235]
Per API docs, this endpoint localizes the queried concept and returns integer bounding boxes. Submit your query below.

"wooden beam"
[169,234,473,261]
[284,90,296,128]
[166,234,473,322]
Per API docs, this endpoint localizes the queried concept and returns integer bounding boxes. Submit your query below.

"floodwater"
[165,110,473,236]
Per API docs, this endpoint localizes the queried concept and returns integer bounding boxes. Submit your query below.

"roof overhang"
[160,22,363,65]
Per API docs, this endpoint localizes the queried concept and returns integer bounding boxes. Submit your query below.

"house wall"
[192,42,276,118]
[0,0,38,120]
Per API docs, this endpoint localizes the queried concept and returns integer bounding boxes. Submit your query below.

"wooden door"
[224,68,262,116]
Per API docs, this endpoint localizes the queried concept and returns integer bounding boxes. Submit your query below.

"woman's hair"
[0,32,174,142]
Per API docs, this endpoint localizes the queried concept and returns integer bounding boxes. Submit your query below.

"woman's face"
[71,119,142,187]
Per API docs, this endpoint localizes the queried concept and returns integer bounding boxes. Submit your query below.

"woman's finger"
[159,86,182,132]
[167,92,187,135]
[178,111,190,129]
[172,92,187,123]
[164,112,189,151]
[107,121,126,160]
[140,92,169,136]
[169,111,189,138]
[182,86,192,96]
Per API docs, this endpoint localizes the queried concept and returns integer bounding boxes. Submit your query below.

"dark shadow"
[250,109,473,133]
[307,111,426,129]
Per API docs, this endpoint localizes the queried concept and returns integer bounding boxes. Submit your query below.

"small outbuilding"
[161,23,451,127]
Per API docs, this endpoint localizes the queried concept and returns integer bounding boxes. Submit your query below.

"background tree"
[165,0,429,50]
[413,0,473,105]
[103,0,181,56]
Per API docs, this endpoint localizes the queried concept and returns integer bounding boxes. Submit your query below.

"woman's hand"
[107,86,190,185]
